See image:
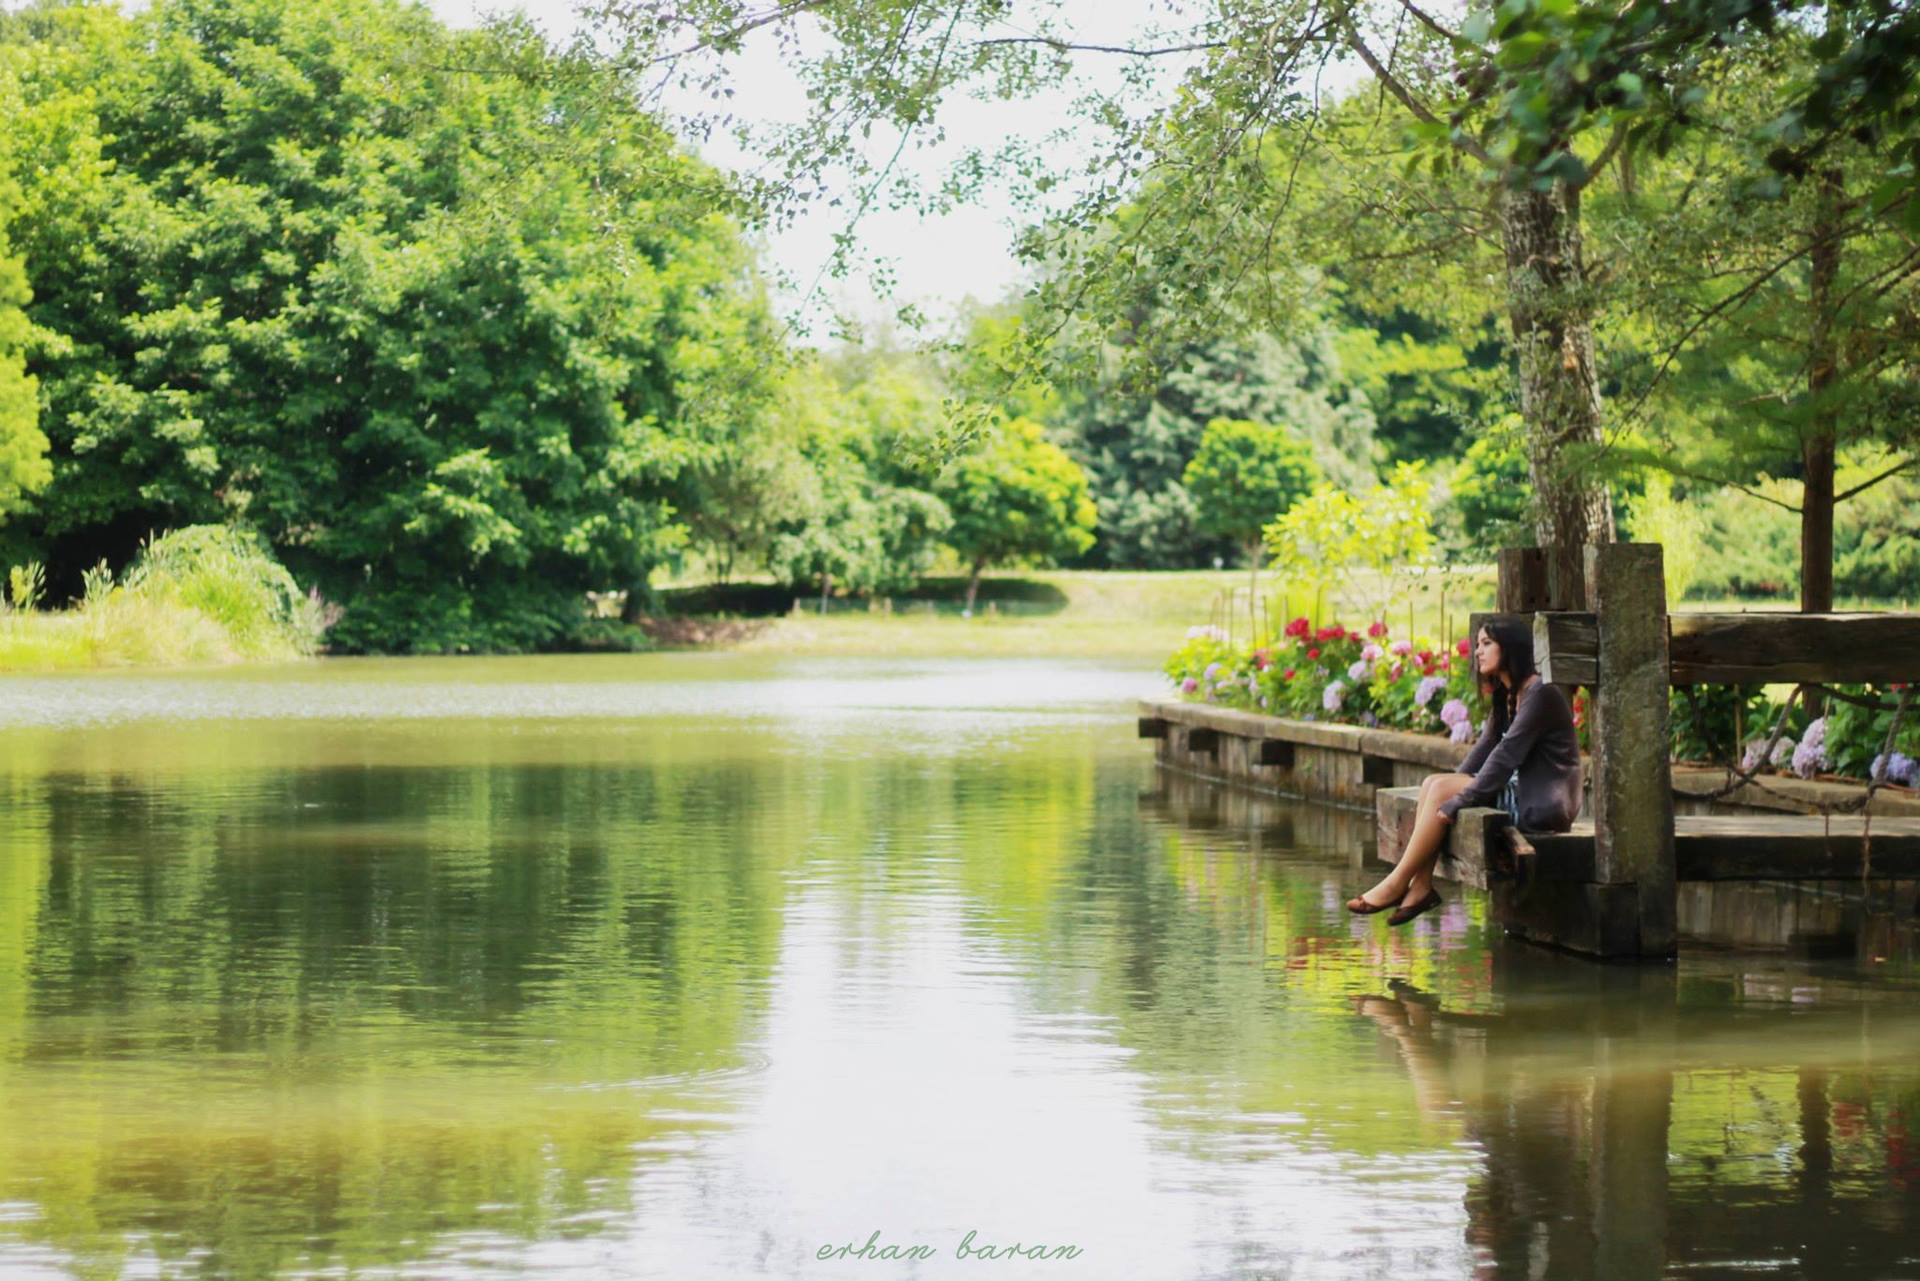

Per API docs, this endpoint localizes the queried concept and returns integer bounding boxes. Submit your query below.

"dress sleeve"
[1440,686,1550,821]
[1455,712,1498,779]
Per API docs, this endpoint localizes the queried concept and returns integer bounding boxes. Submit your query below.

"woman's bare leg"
[1351,772,1473,908]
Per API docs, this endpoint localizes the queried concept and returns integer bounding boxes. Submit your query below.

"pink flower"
[1282,668,1295,680]
[1389,640,1413,657]
[1367,620,1389,638]
[1284,616,1311,638]
[1456,637,1471,657]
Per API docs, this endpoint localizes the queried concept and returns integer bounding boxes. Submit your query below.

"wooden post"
[1586,543,1676,957]
[1496,546,1550,613]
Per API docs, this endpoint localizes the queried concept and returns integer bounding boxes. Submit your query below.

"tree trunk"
[1499,180,1616,605]
[964,560,985,615]
[1802,166,1843,616]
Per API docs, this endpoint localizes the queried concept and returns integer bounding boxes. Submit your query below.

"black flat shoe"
[1347,893,1395,915]
[1387,890,1443,927]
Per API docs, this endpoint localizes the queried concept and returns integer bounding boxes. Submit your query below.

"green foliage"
[0,525,322,669]
[1,0,775,653]
[0,102,48,521]
[1182,418,1320,560]
[1264,463,1440,623]
[1444,420,1532,556]
[6,559,43,611]
[121,525,326,658]
[1056,332,1378,569]
[937,417,1097,584]
[1624,473,1708,604]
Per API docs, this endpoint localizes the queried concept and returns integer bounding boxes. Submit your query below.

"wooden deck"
[1375,787,1920,890]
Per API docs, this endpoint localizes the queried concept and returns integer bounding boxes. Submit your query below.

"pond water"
[1,655,1917,1279]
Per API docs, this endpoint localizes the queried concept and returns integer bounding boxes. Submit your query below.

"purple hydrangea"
[1360,711,1379,728]
[1791,717,1828,779]
[1769,737,1796,769]
[1323,680,1346,713]
[1361,643,1384,662]
[1439,697,1469,727]
[1204,662,1222,682]
[1872,751,1917,786]
[1389,640,1414,657]
[1448,718,1473,744]
[1741,739,1767,772]
[1181,676,1198,694]
[1415,676,1447,709]
[1348,658,1371,682]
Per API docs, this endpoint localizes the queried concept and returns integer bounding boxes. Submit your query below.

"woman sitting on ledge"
[1347,618,1583,926]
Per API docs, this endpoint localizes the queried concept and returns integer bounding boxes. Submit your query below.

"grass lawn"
[667,567,1503,661]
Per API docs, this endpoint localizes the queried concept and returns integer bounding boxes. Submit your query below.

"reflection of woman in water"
[1347,619,1582,925]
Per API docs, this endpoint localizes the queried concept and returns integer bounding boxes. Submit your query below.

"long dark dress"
[1437,675,1583,832]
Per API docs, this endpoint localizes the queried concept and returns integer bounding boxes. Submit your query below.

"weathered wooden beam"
[1668,612,1920,684]
[1137,716,1170,739]
[1497,547,1551,612]
[1374,786,1596,890]
[1534,611,1598,687]
[1586,543,1676,957]
[1670,816,1920,879]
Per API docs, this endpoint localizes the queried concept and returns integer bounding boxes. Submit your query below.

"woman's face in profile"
[1474,627,1502,679]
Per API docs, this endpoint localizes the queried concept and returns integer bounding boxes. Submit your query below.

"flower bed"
[1164,615,1914,792]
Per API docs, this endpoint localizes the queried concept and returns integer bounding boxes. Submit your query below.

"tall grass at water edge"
[0,526,331,671]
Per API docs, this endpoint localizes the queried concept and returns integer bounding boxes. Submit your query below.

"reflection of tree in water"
[0,723,1114,1278]
[1355,964,1920,1279]
[0,753,804,1277]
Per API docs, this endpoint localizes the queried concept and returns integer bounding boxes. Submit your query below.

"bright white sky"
[429,0,1204,342]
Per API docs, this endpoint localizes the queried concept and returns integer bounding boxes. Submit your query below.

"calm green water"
[1,654,1918,1280]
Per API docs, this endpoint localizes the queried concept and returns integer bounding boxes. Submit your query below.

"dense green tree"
[1,0,775,651]
[1182,418,1320,578]
[1588,47,1920,611]
[937,416,1097,614]
[0,67,51,523]
[1057,331,1377,570]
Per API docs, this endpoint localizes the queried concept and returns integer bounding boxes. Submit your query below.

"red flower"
[1253,649,1270,669]
[1416,650,1432,665]
[1367,620,1388,638]
[1456,637,1471,656]
[1282,668,1295,680]
[1306,647,1320,660]
[1284,616,1311,638]
[1329,625,1347,640]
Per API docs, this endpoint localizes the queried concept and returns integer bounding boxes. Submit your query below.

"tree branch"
[1337,7,1490,164]
[1834,455,1919,503]
[972,36,1230,57]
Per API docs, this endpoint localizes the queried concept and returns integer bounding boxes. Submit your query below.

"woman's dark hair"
[1475,618,1539,731]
